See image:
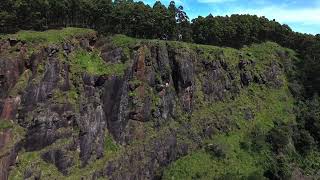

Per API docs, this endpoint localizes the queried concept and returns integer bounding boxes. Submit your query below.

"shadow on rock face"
[103,76,128,143]
[41,149,74,175]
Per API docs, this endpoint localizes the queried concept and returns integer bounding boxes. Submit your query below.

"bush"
[205,143,227,159]
[293,128,315,154]
[267,124,292,152]
[250,127,267,152]
[263,156,293,180]
[247,171,268,180]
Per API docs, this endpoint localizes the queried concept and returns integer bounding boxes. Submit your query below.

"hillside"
[0,28,318,180]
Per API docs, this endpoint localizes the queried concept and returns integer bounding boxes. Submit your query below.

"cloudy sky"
[138,0,320,35]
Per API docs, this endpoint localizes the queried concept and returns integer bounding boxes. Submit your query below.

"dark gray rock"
[46,45,59,57]
[171,51,194,92]
[240,71,253,86]
[23,168,41,180]
[265,61,283,88]
[170,49,195,112]
[238,59,249,70]
[23,109,72,151]
[22,57,60,110]
[0,57,25,98]
[59,63,71,91]
[103,76,129,143]
[244,108,255,121]
[80,39,91,51]
[8,38,19,46]
[104,132,188,180]
[203,63,232,101]
[101,48,125,63]
[41,149,73,175]
[62,43,73,54]
[205,143,226,159]
[0,35,289,180]
[78,104,106,165]
[0,100,3,115]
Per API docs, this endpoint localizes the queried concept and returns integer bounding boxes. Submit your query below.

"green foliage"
[71,50,127,76]
[164,81,295,179]
[0,120,14,130]
[104,133,119,152]
[205,143,227,159]
[0,120,26,157]
[1,27,95,44]
[9,132,79,179]
[298,151,320,175]
[267,124,292,152]
[9,150,64,180]
[9,69,32,96]
[1,0,319,98]
[161,41,304,179]
[64,132,119,179]
[293,129,315,154]
[9,130,120,180]
[52,89,79,106]
[111,34,141,58]
[111,34,140,48]
[294,95,320,156]
[0,6,319,177]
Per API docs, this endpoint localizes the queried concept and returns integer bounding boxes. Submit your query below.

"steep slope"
[0,28,304,179]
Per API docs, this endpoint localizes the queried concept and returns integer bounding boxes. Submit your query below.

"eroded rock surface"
[0,33,290,180]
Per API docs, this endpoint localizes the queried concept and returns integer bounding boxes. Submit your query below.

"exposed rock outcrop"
[0,32,291,180]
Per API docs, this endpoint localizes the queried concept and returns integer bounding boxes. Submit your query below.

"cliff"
[0,28,300,179]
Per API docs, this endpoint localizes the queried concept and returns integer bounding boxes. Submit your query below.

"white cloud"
[226,6,320,26]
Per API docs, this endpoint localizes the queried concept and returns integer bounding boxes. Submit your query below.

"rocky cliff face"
[0,29,296,179]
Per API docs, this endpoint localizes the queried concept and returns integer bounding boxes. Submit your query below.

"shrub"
[267,125,291,152]
[205,143,227,159]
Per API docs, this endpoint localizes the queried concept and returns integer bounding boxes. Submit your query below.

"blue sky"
[138,0,320,35]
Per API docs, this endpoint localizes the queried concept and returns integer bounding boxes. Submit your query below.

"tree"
[176,5,192,41]
[152,1,169,39]
[167,1,178,40]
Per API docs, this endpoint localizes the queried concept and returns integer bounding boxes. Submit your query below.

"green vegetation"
[0,120,25,139]
[162,42,300,179]
[65,132,119,179]
[298,151,320,175]
[9,69,32,96]
[0,120,26,157]
[242,42,296,69]
[9,131,78,179]
[0,21,318,179]
[9,128,120,179]
[1,0,319,98]
[70,50,127,76]
[0,120,14,130]
[111,34,142,59]
[104,133,119,152]
[164,83,295,179]
[52,89,79,106]
[1,27,95,44]
[9,151,64,180]
[111,34,141,48]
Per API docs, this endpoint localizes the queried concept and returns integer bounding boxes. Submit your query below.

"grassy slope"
[70,50,127,76]
[9,132,119,180]
[163,84,295,179]
[162,43,298,179]
[0,27,96,44]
